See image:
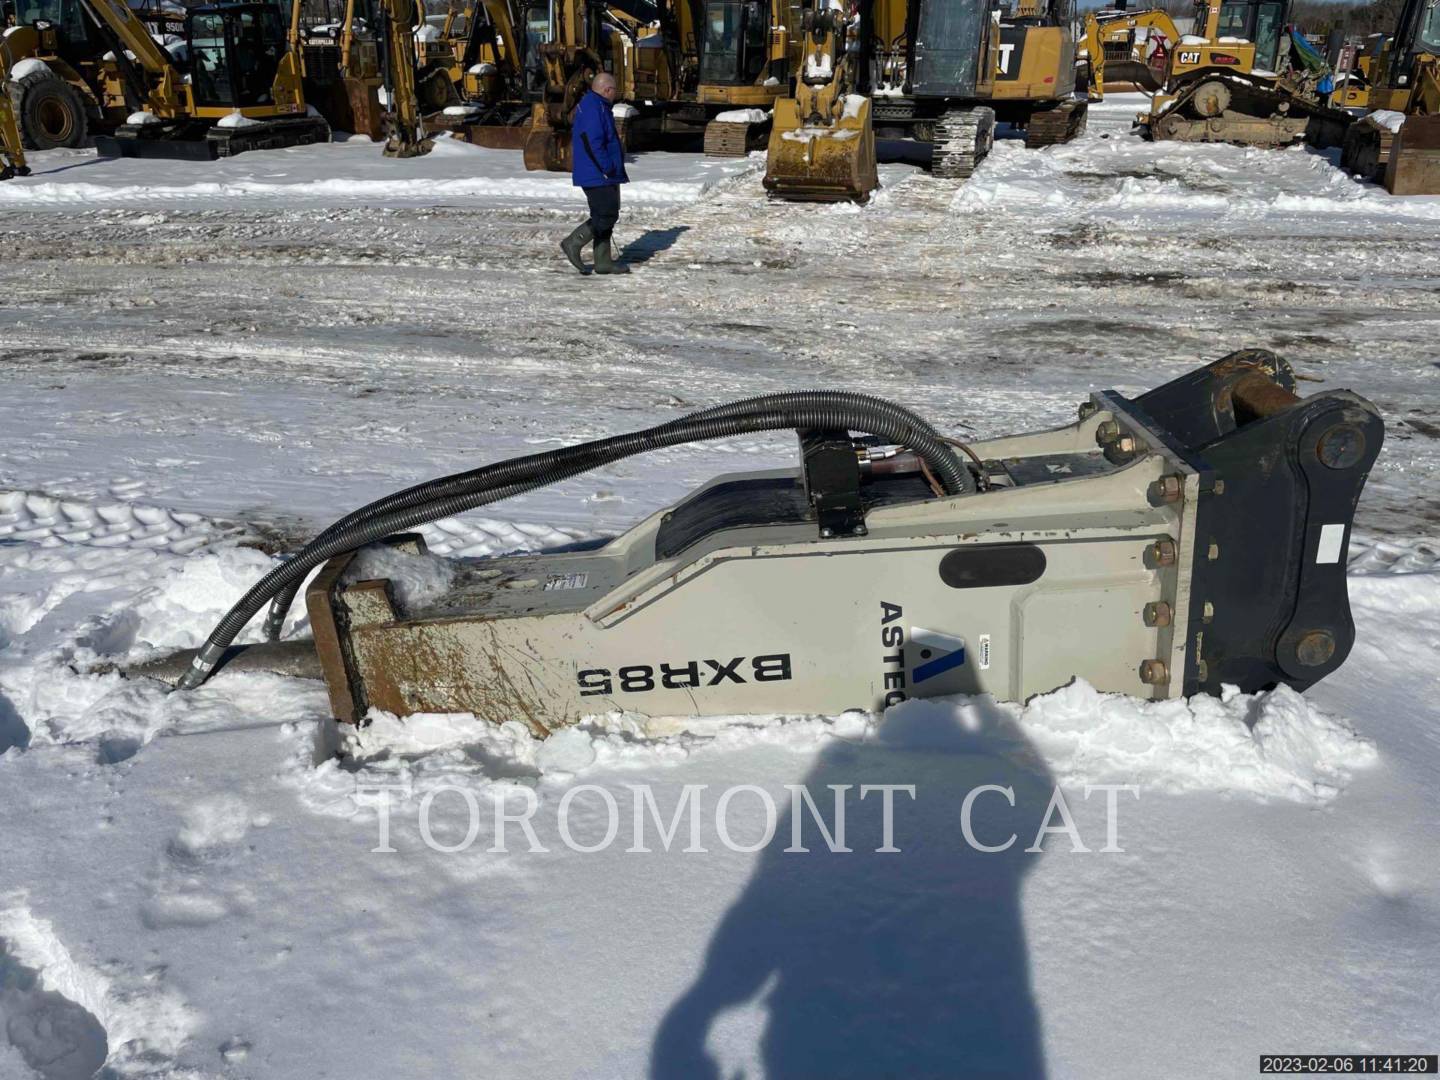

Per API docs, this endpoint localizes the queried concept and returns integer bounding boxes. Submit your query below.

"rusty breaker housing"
[280,351,1382,735]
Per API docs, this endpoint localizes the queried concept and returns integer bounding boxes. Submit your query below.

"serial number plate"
[1260,1056,1437,1074]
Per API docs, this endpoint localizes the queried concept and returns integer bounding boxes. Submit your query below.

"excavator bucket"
[522,105,572,171]
[452,122,533,150]
[306,78,385,142]
[1384,115,1440,195]
[763,94,879,202]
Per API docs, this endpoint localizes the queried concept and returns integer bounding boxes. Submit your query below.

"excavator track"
[210,116,331,157]
[703,119,768,157]
[1148,75,1352,149]
[931,106,995,179]
[1025,99,1088,148]
[1340,116,1395,181]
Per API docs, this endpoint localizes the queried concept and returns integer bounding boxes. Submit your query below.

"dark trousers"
[584,184,621,242]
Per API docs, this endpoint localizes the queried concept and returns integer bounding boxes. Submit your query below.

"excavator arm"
[1081,8,1180,99]
[378,0,433,155]
[75,0,186,115]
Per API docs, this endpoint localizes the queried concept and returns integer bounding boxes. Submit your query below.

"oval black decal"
[939,544,1046,589]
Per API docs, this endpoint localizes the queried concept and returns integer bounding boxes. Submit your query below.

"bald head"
[592,72,618,103]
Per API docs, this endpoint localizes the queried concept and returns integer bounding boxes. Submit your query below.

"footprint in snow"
[142,796,259,929]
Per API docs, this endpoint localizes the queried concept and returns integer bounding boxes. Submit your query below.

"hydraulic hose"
[182,394,973,691]
[259,391,972,641]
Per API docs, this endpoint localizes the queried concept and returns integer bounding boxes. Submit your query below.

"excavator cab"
[698,0,768,86]
[1212,0,1286,73]
[521,0,550,94]
[186,3,288,108]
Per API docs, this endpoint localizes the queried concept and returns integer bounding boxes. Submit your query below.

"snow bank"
[892,680,1377,803]
[0,894,195,1075]
[8,58,51,81]
[283,674,1379,828]
[0,157,735,209]
[953,137,1440,223]
[714,108,768,124]
[1368,109,1408,134]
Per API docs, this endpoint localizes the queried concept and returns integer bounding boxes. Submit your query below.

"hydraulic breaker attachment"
[139,351,1383,736]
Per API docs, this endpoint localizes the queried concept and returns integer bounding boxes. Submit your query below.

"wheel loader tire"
[11,70,88,150]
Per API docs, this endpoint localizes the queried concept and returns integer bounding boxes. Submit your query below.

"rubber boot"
[560,222,593,273]
[592,237,630,275]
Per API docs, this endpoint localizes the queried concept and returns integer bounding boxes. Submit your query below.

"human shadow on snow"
[619,226,691,265]
[652,694,1055,1079]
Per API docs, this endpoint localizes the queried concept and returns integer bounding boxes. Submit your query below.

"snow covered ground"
[1,98,1438,1078]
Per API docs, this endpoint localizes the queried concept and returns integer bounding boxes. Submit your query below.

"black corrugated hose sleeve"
[180,394,972,690]
[259,391,970,641]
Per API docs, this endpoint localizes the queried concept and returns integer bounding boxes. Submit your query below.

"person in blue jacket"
[560,72,631,276]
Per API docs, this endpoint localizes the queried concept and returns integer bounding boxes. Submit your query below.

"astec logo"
[878,602,967,707]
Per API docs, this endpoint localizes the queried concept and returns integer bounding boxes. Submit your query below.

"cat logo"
[998,42,1016,74]
[1178,49,1202,64]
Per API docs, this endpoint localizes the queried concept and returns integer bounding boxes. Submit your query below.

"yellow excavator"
[1,36,30,177]
[1139,0,1352,148]
[767,0,1085,201]
[423,0,534,147]
[82,0,330,158]
[690,0,795,155]
[297,0,434,153]
[1341,0,1439,194]
[763,1,876,200]
[521,0,607,169]
[1081,5,1180,95]
[300,0,387,140]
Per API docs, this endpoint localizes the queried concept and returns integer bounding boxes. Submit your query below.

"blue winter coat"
[571,90,629,188]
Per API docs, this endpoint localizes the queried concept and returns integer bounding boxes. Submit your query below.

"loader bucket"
[1384,115,1440,196]
[763,95,879,203]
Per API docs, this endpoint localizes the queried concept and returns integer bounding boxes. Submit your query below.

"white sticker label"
[978,634,991,670]
[1315,524,1345,565]
[543,572,589,591]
